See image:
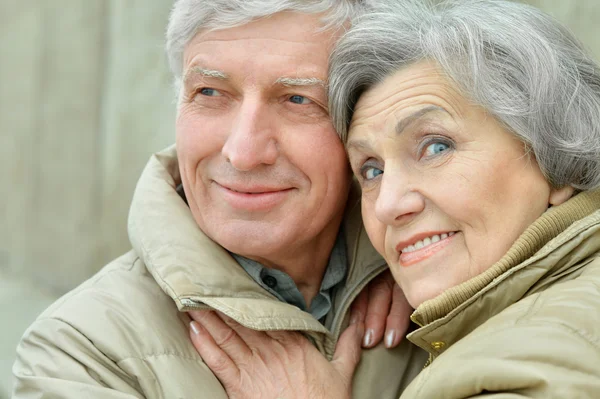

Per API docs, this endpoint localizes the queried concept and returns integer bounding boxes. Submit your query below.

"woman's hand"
[357,269,411,348]
[189,310,364,399]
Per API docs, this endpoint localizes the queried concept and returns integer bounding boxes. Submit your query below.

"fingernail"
[363,329,374,347]
[385,330,396,348]
[190,320,202,335]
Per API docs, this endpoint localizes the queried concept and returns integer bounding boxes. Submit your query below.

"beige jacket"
[402,189,600,398]
[12,146,427,399]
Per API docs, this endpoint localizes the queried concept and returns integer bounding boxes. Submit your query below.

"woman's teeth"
[401,232,455,253]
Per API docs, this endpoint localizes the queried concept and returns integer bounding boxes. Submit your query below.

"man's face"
[176,12,350,266]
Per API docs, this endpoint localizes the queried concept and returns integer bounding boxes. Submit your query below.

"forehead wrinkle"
[395,105,449,135]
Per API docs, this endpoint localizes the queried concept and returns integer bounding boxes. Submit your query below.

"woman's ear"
[549,185,575,206]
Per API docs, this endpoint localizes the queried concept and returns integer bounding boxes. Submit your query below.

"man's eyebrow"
[395,105,448,135]
[183,66,228,84]
[274,77,327,88]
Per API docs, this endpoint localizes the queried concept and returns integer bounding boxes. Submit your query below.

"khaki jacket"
[402,190,600,398]
[12,146,427,399]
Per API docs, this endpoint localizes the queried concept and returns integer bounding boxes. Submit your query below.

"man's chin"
[221,238,288,264]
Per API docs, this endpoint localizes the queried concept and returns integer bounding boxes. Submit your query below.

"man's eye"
[199,88,222,97]
[423,141,450,157]
[288,95,312,105]
[363,166,383,180]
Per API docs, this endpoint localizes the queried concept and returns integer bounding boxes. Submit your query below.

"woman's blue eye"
[200,88,222,97]
[423,141,450,157]
[364,167,383,180]
[289,95,312,105]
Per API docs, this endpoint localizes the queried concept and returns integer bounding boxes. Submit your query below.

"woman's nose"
[374,170,425,226]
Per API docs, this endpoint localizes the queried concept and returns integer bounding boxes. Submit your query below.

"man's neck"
[247,226,342,309]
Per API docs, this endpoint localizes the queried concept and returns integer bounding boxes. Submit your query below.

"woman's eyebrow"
[395,105,448,135]
[346,139,372,154]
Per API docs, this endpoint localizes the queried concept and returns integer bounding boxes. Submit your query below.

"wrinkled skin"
[187,278,408,399]
[189,310,362,399]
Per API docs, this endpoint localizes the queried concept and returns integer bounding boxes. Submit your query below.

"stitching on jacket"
[24,317,143,389]
[118,351,205,363]
[207,298,326,326]
[37,254,144,320]
[515,290,543,324]
[517,260,600,327]
[492,320,600,351]
[37,315,204,366]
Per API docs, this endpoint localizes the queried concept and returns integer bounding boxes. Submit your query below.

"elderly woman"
[188,0,600,397]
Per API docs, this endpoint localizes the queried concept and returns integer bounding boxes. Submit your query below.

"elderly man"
[12,1,427,398]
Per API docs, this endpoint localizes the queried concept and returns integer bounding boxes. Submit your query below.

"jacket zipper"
[423,353,433,369]
[410,313,433,369]
[180,298,210,310]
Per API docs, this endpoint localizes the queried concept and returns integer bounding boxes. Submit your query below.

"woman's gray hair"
[329,0,600,190]
[166,0,364,87]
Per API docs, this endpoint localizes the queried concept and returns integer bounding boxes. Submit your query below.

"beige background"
[1,1,599,396]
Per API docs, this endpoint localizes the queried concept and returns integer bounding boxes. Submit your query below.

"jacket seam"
[37,255,142,320]
[37,315,201,365]
[117,351,204,363]
[27,317,143,387]
[503,319,600,350]
[515,291,543,325]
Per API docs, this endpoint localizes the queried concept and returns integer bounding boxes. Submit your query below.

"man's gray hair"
[166,0,363,87]
[329,0,600,190]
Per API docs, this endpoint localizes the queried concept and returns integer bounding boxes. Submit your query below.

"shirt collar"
[232,231,347,321]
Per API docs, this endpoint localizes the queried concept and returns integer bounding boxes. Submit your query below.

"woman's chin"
[405,285,447,310]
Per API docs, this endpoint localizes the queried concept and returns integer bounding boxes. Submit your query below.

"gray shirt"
[232,233,347,322]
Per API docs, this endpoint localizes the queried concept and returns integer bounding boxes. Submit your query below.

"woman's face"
[347,61,571,308]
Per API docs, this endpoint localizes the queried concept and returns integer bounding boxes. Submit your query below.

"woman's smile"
[396,231,456,267]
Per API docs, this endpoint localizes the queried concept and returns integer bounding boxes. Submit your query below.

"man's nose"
[374,168,425,226]
[221,100,278,171]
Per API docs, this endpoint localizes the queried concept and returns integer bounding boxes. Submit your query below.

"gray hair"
[329,0,600,190]
[166,0,364,89]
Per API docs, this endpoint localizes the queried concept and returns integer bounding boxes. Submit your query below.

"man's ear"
[549,185,575,206]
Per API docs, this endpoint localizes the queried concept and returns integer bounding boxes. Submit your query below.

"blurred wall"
[1,0,599,397]
[1,1,176,293]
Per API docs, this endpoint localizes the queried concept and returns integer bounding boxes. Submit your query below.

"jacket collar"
[127,146,383,332]
[408,189,600,354]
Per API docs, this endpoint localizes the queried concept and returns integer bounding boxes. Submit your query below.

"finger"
[363,271,394,348]
[349,286,368,326]
[189,310,252,359]
[384,284,412,348]
[189,319,241,387]
[331,321,364,386]
[214,311,277,350]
